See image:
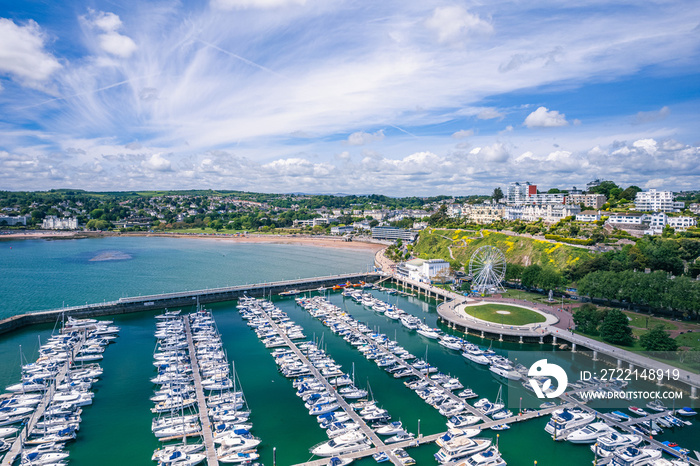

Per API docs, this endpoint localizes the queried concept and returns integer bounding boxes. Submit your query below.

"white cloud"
[0,18,61,84]
[345,130,385,146]
[477,108,504,120]
[524,107,569,128]
[211,0,307,9]
[632,106,670,125]
[451,129,474,139]
[85,11,137,58]
[632,138,658,155]
[479,143,510,162]
[425,6,493,43]
[141,153,172,171]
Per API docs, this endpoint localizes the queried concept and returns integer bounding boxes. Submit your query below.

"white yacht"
[591,433,643,457]
[461,447,507,466]
[375,421,404,435]
[218,450,260,464]
[611,447,662,466]
[416,325,441,339]
[436,428,481,447]
[439,336,464,351]
[447,415,481,429]
[311,431,371,457]
[151,443,204,462]
[488,362,522,381]
[434,436,491,464]
[544,408,595,435]
[462,349,490,365]
[565,422,613,444]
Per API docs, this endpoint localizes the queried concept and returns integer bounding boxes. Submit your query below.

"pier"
[290,404,568,466]
[1,331,87,466]
[255,305,405,466]
[0,273,381,336]
[183,317,219,466]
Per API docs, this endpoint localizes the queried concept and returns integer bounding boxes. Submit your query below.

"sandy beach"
[0,230,387,252]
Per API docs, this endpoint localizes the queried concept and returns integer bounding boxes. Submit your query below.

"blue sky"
[1,0,699,195]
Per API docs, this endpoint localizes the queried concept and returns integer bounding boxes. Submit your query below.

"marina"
[1,317,119,466]
[0,238,697,465]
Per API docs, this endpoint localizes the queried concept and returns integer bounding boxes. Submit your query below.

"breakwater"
[0,272,381,336]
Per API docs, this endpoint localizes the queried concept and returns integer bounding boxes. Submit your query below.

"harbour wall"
[0,272,381,336]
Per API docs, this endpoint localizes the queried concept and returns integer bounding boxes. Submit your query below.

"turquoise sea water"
[0,237,697,465]
[0,237,375,317]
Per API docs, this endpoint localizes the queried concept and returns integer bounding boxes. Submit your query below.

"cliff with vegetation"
[412,228,592,270]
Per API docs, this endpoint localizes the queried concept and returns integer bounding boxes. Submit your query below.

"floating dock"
[183,317,219,466]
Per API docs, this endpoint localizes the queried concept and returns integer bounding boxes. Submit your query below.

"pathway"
[1,331,87,466]
[183,317,219,466]
[256,306,403,466]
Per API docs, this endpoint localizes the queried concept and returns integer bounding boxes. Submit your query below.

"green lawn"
[675,332,700,350]
[624,311,676,330]
[463,303,547,325]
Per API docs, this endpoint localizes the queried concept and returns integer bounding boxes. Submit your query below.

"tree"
[505,263,524,282]
[539,267,565,291]
[639,325,678,352]
[492,187,504,202]
[521,264,542,289]
[589,180,620,198]
[599,309,634,346]
[572,304,605,335]
[619,186,642,202]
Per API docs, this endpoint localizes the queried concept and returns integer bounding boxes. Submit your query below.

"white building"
[352,221,372,231]
[507,181,536,205]
[370,226,418,242]
[293,218,329,227]
[330,225,354,235]
[0,216,28,226]
[461,204,505,224]
[527,193,567,205]
[42,216,79,230]
[635,189,685,212]
[645,213,697,234]
[567,194,607,209]
[606,213,647,226]
[576,210,602,222]
[504,204,579,223]
[396,258,451,283]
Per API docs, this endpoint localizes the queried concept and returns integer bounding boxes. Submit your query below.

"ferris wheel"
[469,246,507,293]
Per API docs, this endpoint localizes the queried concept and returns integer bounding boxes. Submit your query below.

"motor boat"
[310,431,371,457]
[544,408,595,436]
[462,349,490,365]
[434,436,491,464]
[447,415,481,429]
[436,428,481,447]
[628,406,649,417]
[610,447,662,466]
[217,449,260,464]
[375,421,404,435]
[591,432,643,458]
[489,362,522,381]
[565,422,614,444]
[675,407,697,417]
[385,431,415,444]
[151,443,204,462]
[460,446,507,466]
[646,400,668,412]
